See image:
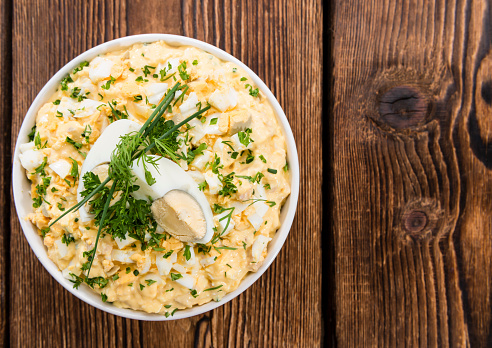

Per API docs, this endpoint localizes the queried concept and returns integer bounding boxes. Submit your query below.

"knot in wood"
[481,80,492,106]
[379,86,428,129]
[402,210,428,235]
[398,200,442,243]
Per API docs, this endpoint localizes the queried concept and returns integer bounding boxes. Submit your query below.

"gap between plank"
[322,0,336,346]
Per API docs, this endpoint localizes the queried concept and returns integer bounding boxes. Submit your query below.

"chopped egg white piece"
[145,82,168,105]
[187,170,205,184]
[231,201,249,216]
[191,150,211,170]
[179,92,199,117]
[253,201,269,219]
[19,149,44,172]
[213,138,225,152]
[62,259,80,279]
[89,57,114,82]
[188,118,206,144]
[55,239,69,258]
[156,255,173,276]
[208,88,238,112]
[19,141,35,153]
[200,256,217,267]
[175,274,195,289]
[248,213,264,231]
[112,250,136,263]
[172,263,187,274]
[56,97,103,118]
[157,58,179,75]
[252,235,272,262]
[49,159,72,179]
[115,236,137,249]
[201,113,224,136]
[230,112,252,133]
[139,258,151,275]
[143,273,163,285]
[203,171,222,195]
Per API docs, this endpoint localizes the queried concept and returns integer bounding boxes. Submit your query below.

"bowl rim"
[12,33,300,321]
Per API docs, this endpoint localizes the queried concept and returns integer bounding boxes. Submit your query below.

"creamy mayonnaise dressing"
[21,41,290,315]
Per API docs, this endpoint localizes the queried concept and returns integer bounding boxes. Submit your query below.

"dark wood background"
[2,0,492,347]
[1,0,324,347]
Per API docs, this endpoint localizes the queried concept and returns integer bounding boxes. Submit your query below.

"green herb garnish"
[183,245,192,261]
[60,75,73,91]
[163,250,173,258]
[243,198,276,207]
[101,76,116,90]
[69,157,79,177]
[142,65,156,77]
[198,182,207,191]
[48,82,211,286]
[28,126,36,141]
[170,273,182,281]
[66,137,82,150]
[34,132,47,149]
[72,61,89,74]
[238,128,254,147]
[145,279,157,286]
[178,61,190,80]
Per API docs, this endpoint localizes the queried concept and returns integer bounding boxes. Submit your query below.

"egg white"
[76,119,214,243]
[76,119,141,222]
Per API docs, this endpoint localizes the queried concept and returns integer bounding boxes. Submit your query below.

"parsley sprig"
[49,82,211,284]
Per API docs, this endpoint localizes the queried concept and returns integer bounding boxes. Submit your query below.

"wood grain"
[0,0,11,345]
[7,0,323,347]
[10,1,141,347]
[332,0,492,346]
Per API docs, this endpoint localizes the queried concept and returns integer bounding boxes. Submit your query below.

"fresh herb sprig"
[210,204,235,244]
[84,181,117,276]
[49,82,211,283]
[49,84,181,229]
[243,198,276,207]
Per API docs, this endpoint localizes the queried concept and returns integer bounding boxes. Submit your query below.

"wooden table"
[1,0,491,347]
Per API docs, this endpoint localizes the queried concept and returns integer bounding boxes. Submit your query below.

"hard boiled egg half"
[76,119,214,244]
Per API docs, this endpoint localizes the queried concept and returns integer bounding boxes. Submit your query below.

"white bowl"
[12,34,299,321]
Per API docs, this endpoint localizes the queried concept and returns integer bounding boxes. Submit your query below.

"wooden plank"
[10,1,142,347]
[10,0,323,346]
[0,0,11,345]
[332,0,492,346]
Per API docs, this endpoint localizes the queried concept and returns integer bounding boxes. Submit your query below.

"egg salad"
[19,41,290,316]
